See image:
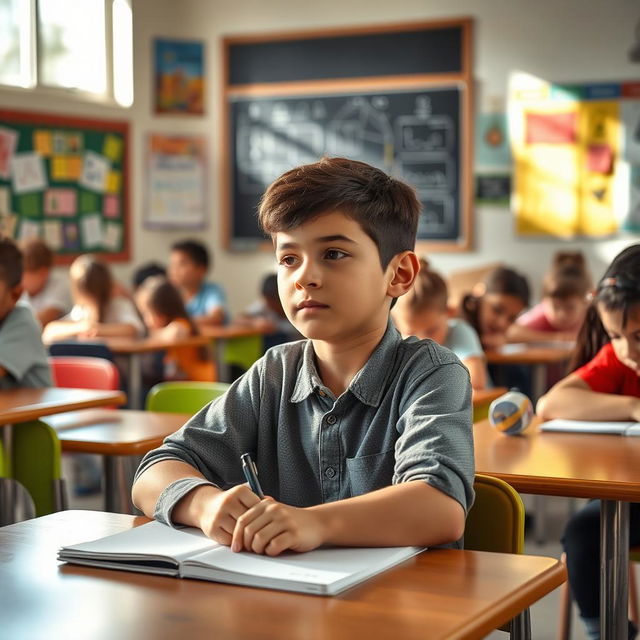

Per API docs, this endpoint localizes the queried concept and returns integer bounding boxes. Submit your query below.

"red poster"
[525,112,577,144]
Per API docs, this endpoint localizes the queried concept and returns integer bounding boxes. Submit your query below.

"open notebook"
[58,521,423,596]
[540,419,640,436]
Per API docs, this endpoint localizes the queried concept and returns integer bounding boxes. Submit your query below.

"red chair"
[48,356,120,391]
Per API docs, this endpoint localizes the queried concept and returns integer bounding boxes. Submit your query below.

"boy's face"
[168,250,206,290]
[22,267,49,296]
[275,211,395,343]
[0,280,22,322]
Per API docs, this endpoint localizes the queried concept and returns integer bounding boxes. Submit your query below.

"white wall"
[1,0,638,312]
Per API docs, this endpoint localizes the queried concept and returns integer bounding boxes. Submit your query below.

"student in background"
[132,262,166,293]
[0,237,52,389]
[537,244,640,640]
[508,250,591,343]
[20,238,72,327]
[392,259,486,390]
[43,254,144,342]
[136,277,215,382]
[460,266,530,351]
[133,157,474,557]
[168,240,227,327]
[236,273,302,348]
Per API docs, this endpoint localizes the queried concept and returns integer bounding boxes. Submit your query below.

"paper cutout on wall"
[11,152,47,194]
[0,187,10,215]
[18,193,40,217]
[103,223,122,251]
[34,130,53,156]
[525,112,577,144]
[103,195,120,218]
[0,127,18,179]
[62,222,79,250]
[43,220,63,250]
[103,135,123,162]
[81,213,103,248]
[79,151,110,192]
[18,219,40,241]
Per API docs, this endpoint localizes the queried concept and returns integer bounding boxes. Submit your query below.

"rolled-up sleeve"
[393,360,475,513]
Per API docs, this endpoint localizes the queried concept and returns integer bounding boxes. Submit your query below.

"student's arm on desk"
[507,324,574,344]
[36,306,65,328]
[132,462,464,556]
[537,374,640,422]
[194,306,224,328]
[42,319,89,341]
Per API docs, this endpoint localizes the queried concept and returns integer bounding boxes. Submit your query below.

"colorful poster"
[154,39,205,115]
[145,133,207,229]
[79,151,110,192]
[11,152,47,194]
[0,127,18,179]
[475,113,511,168]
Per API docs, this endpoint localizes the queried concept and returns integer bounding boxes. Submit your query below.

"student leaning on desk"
[0,236,52,389]
[132,157,475,557]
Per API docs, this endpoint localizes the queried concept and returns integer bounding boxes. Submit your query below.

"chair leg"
[630,563,639,627]
[510,608,531,640]
[558,552,573,640]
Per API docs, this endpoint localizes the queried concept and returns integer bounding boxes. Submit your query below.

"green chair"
[465,474,529,638]
[9,419,66,517]
[222,335,263,373]
[146,381,231,414]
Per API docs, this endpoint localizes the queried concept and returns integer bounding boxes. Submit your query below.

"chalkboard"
[0,109,129,263]
[230,86,463,246]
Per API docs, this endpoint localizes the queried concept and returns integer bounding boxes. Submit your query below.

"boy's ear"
[386,251,420,299]
[10,283,23,302]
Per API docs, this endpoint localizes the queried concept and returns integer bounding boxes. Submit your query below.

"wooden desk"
[46,409,189,513]
[0,510,566,640]
[105,326,265,409]
[471,387,506,422]
[474,416,640,639]
[0,387,126,424]
[485,342,574,400]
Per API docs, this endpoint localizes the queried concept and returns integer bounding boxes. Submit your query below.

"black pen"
[241,453,264,499]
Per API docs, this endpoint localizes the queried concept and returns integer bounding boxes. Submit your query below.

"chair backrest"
[11,419,65,516]
[48,340,114,361]
[48,356,120,390]
[465,474,525,555]
[223,335,263,372]
[146,381,231,414]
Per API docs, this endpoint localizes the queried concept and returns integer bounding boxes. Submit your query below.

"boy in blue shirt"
[133,157,474,556]
[168,239,227,327]
[0,237,52,389]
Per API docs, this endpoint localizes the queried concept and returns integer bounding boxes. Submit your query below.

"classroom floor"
[69,474,607,640]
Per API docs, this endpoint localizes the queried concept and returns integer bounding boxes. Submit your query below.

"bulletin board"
[0,110,130,263]
[510,78,640,237]
[222,18,474,252]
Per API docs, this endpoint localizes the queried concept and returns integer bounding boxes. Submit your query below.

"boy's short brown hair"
[0,236,23,288]
[258,157,420,268]
[21,238,54,271]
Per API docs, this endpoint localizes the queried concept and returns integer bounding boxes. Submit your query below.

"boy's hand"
[198,485,261,546]
[231,498,325,556]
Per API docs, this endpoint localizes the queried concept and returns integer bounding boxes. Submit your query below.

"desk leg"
[531,364,546,403]
[104,455,139,514]
[510,607,531,640]
[601,499,629,640]
[214,339,230,383]
[128,353,142,410]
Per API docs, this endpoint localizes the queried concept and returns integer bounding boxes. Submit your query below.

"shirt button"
[324,467,336,478]
[318,390,326,397]
[326,414,337,425]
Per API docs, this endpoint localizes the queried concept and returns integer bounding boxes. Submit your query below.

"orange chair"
[48,356,120,391]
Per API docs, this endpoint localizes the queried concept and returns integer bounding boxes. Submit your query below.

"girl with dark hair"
[459,265,530,351]
[43,254,144,342]
[537,243,640,640]
[136,276,215,381]
[508,250,592,343]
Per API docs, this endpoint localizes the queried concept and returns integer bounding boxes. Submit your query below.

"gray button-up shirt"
[136,320,475,534]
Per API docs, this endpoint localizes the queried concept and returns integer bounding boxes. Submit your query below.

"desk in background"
[46,409,189,513]
[0,510,566,640]
[474,415,640,640]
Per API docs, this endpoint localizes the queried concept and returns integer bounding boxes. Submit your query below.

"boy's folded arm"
[311,480,465,548]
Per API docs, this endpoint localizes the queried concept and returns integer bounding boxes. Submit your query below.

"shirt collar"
[290,319,402,406]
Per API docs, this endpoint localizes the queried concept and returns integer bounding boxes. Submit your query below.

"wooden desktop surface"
[485,343,573,366]
[474,417,640,501]
[45,409,190,455]
[0,511,566,640]
[472,387,506,407]
[0,387,126,424]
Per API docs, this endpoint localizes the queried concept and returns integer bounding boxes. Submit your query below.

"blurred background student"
[392,259,486,390]
[236,273,301,349]
[136,276,215,381]
[20,238,72,327]
[508,250,592,344]
[43,254,144,342]
[168,239,227,328]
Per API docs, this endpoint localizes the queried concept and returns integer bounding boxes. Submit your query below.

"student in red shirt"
[538,243,640,640]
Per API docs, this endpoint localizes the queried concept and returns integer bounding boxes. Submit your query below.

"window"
[0,0,133,107]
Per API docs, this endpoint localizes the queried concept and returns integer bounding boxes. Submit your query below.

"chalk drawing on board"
[417,193,455,234]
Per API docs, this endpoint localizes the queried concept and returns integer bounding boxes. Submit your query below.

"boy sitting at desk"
[0,237,52,389]
[133,158,474,556]
[168,239,227,328]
